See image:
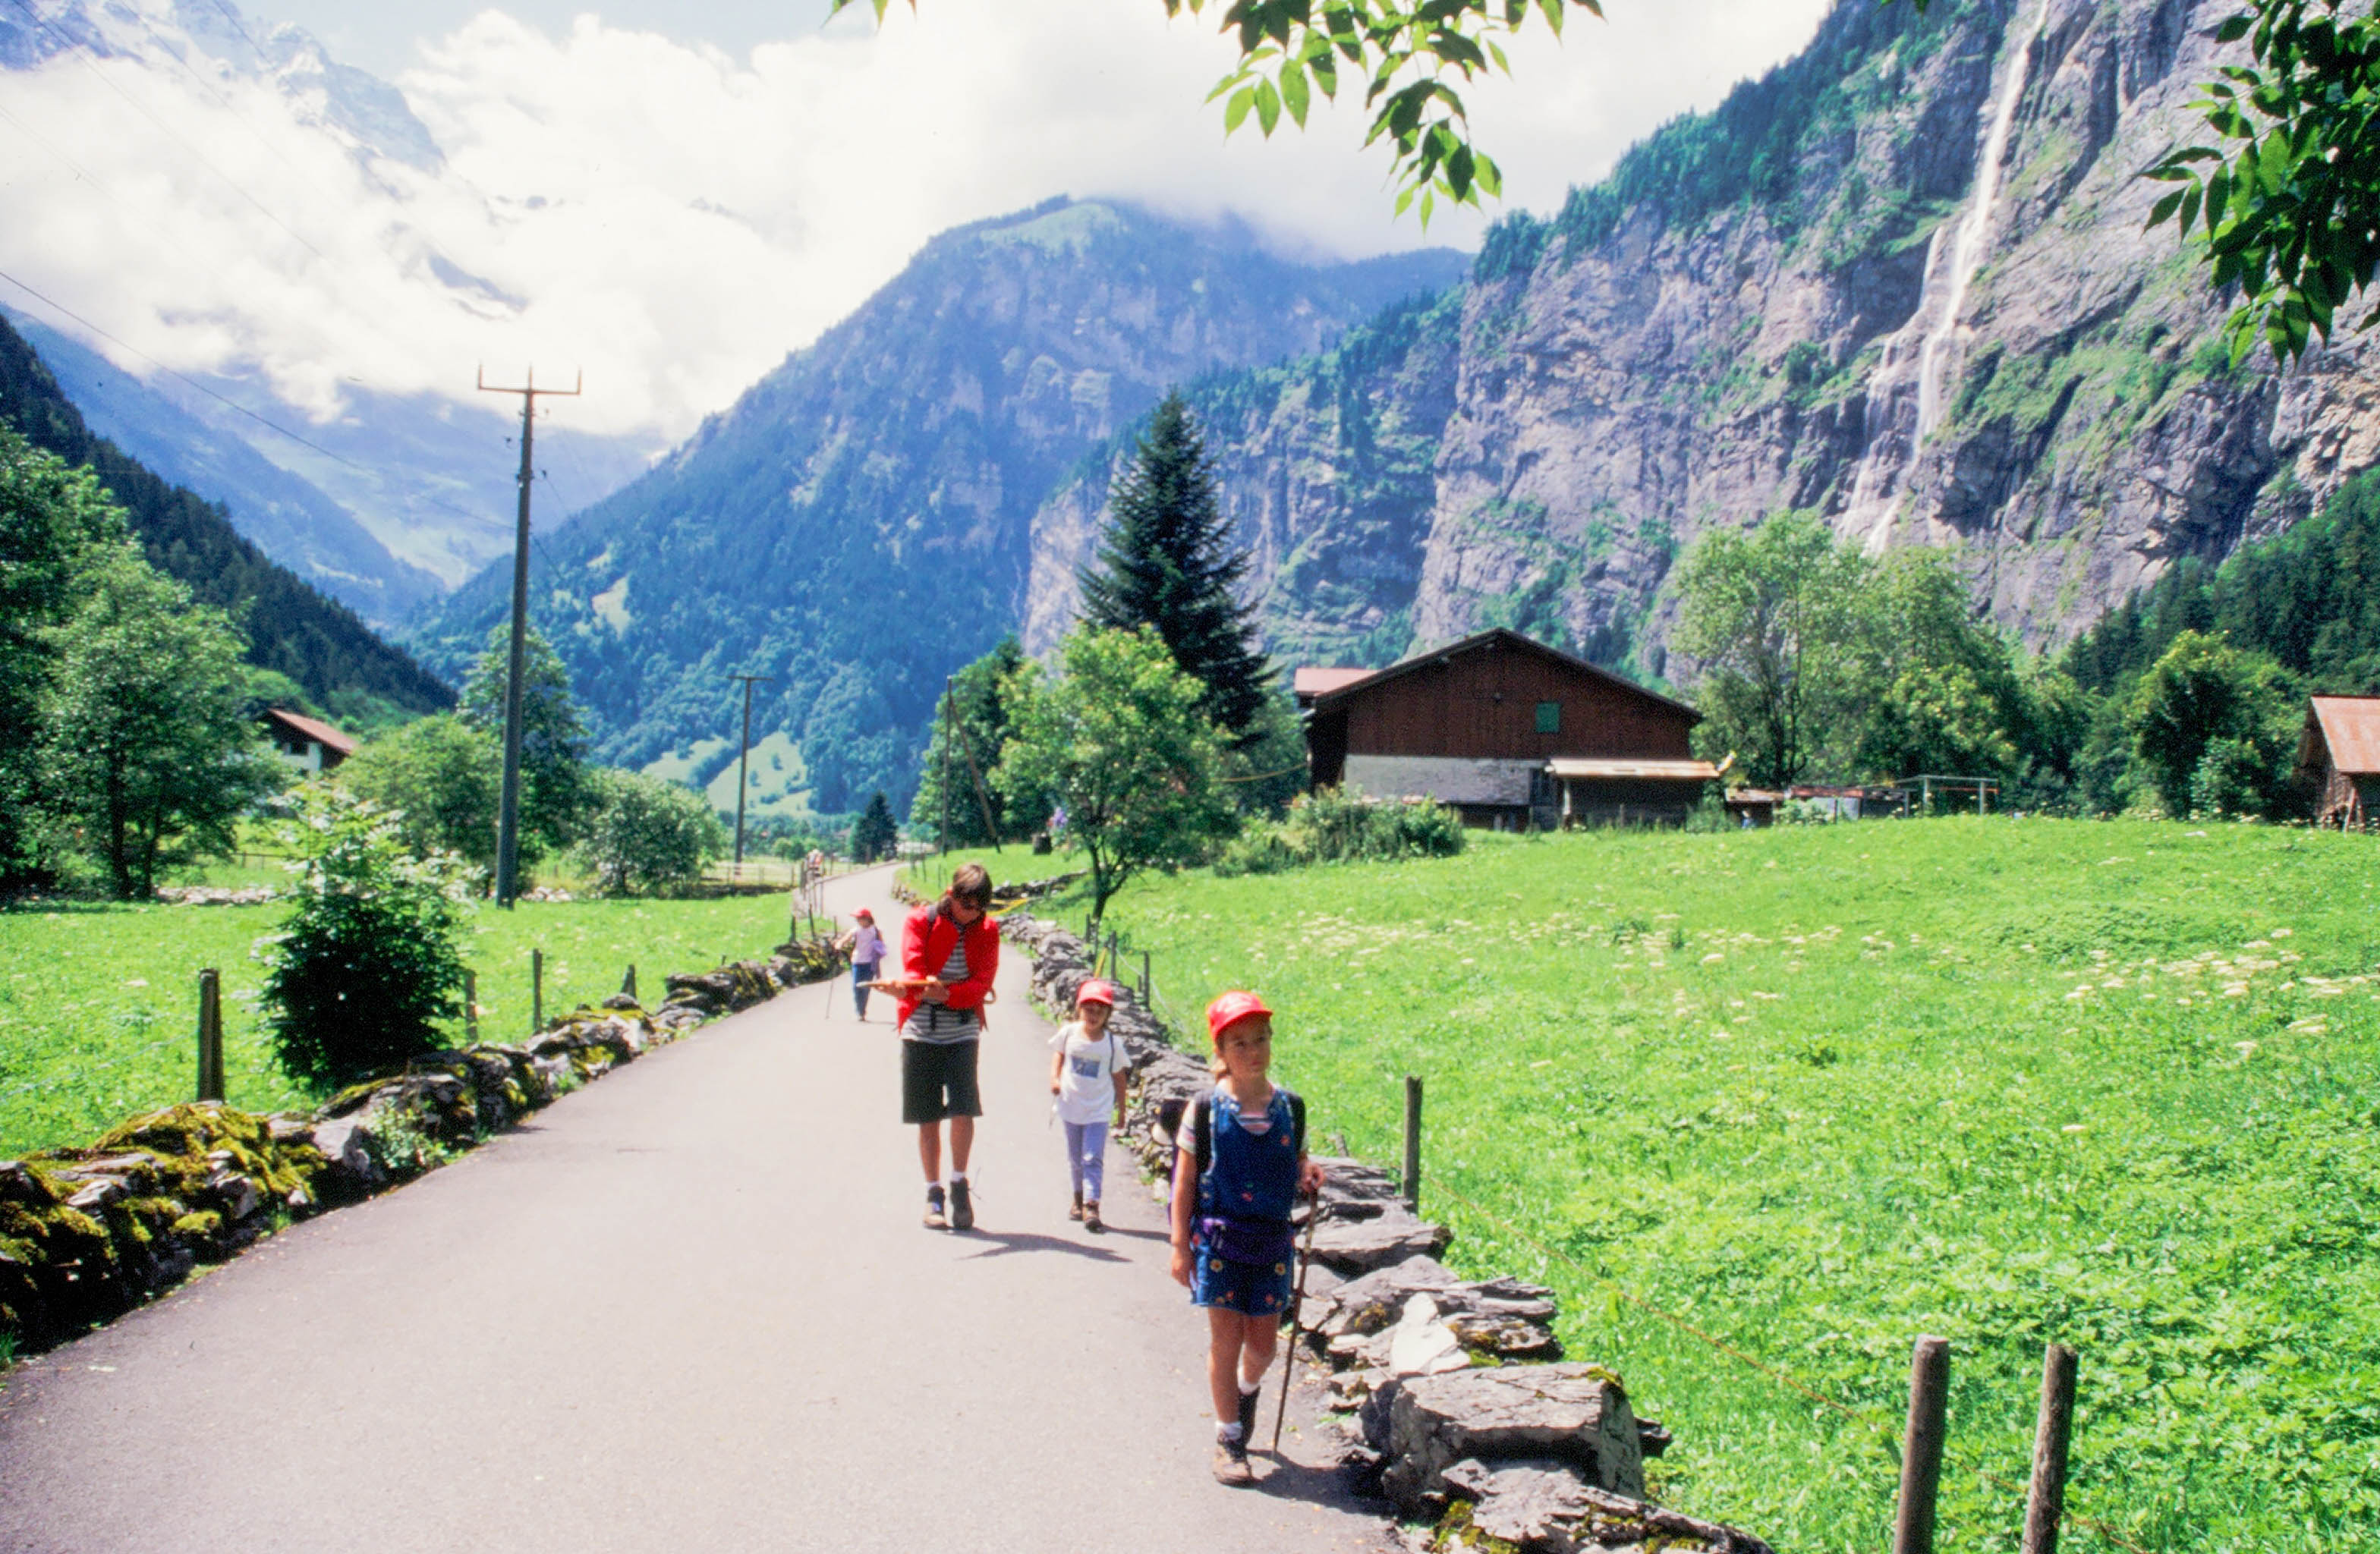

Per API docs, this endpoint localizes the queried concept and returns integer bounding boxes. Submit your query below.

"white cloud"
[0,0,1828,442]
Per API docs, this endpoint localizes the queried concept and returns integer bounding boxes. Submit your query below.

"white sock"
[1217,1420,1245,1443]
[1239,1376,1262,1396]
[950,1170,968,1184]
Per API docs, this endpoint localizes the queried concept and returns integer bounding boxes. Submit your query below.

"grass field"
[1050,818,2380,1554]
[0,889,819,1158]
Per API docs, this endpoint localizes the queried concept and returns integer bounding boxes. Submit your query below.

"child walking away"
[1048,979,1130,1232]
[848,908,886,1021]
[1170,990,1324,1486]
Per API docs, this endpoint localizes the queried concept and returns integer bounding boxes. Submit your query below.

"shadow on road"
[956,1228,1130,1263]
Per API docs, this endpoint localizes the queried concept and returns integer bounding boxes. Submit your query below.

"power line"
[0,264,485,527]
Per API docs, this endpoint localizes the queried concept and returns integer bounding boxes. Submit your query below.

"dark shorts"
[1188,1236,1295,1316]
[901,1039,981,1125]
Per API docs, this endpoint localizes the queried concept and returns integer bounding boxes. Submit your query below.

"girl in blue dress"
[1168,989,1325,1486]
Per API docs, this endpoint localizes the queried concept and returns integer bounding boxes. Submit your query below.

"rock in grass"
[1363,1362,1644,1515]
[1439,1457,1777,1554]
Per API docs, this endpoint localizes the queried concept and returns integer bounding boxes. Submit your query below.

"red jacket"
[896,901,1000,1031]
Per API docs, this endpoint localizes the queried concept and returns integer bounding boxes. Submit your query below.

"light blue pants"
[1063,1119,1108,1203]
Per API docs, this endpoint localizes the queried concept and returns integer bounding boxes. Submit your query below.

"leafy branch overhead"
[829,0,1605,222]
[2142,0,2380,363]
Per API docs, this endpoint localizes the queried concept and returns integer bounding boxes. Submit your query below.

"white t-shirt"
[1051,1019,1130,1125]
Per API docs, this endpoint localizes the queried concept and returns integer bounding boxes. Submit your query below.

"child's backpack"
[1186,1085,1306,1178]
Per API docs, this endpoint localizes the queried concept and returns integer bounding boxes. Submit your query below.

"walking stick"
[1270,1183,1322,1452]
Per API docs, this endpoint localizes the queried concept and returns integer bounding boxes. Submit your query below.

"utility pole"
[476,366,581,908]
[726,673,776,868]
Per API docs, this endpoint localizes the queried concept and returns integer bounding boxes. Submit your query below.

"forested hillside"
[0,316,452,722]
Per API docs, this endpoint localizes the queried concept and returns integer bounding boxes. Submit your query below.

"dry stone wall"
[1001,908,1772,1554]
[0,936,845,1353]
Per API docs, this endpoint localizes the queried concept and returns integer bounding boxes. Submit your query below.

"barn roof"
[261,706,357,757]
[1298,628,1700,721]
[2307,695,2380,775]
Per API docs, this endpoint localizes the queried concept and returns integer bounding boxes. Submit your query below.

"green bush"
[1212,785,1465,876]
[260,789,472,1090]
[578,768,726,895]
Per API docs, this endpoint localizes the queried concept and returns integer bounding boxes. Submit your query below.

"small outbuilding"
[261,707,357,775]
[1295,628,1717,829]
[2297,695,2380,830]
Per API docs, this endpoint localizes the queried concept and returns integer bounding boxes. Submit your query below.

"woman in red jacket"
[897,862,999,1230]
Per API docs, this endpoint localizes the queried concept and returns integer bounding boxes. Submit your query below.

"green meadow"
[1069,818,2380,1554]
[0,891,809,1157]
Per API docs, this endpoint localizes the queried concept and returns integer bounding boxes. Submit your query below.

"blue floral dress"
[1188,1086,1302,1316]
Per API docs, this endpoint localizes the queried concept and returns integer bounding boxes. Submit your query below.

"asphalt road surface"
[0,867,1396,1553]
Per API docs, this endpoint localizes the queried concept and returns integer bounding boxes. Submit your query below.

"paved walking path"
[0,867,1393,1554]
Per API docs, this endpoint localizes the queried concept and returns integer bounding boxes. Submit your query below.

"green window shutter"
[1535,700,1560,734]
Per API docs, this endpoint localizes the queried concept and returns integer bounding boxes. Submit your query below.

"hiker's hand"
[1050,1079,1061,1095]
[1170,1244,1193,1287]
[1113,1110,1128,1130]
[919,976,950,1004]
[1300,1159,1327,1195]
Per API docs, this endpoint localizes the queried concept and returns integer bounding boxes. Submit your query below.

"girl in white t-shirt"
[1048,978,1130,1232]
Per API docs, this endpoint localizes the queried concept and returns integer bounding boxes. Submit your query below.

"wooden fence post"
[1402,1075,1424,1213]
[464,970,478,1043]
[1893,1335,1951,1554]
[623,963,638,1000]
[1141,951,1151,1004]
[2021,1342,2078,1554]
[195,967,224,1103]
[531,948,543,1033]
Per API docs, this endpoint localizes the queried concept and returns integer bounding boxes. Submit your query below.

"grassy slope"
[1078,819,2379,1554]
[0,892,806,1157]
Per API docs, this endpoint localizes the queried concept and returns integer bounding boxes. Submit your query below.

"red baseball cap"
[853,908,873,921]
[1075,978,1116,1008]
[1205,990,1273,1043]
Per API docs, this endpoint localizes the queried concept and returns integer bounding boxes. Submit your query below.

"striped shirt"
[900,937,980,1044]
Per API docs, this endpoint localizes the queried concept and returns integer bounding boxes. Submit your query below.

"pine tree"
[1078,393,1270,743]
[851,791,899,863]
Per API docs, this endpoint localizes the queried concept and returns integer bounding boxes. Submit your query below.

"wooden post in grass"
[194,968,224,1103]
[2021,1342,2078,1554]
[1141,951,1151,1005]
[623,964,637,1000]
[1402,1075,1424,1213]
[1893,1335,1951,1554]
[464,970,478,1043]
[531,948,543,1033]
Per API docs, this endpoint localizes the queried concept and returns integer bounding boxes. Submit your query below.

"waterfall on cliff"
[1839,0,2054,550]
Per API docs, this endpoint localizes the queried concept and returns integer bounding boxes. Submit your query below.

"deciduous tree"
[993,627,1236,926]
[462,624,591,855]
[578,768,727,895]
[39,546,276,898]
[337,714,504,873]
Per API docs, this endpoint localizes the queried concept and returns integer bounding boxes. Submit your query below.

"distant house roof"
[2308,695,2380,775]
[1296,628,1701,720]
[262,706,357,758]
[1292,666,1375,699]
[1546,757,1721,781]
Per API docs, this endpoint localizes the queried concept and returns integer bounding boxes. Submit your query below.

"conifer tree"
[1078,393,1270,743]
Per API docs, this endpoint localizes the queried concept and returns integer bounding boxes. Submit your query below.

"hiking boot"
[949,1177,974,1232]
[1083,1201,1104,1234]
[1068,1191,1084,1222]
[922,1184,947,1231]
[1211,1436,1255,1486]
[1236,1383,1261,1445]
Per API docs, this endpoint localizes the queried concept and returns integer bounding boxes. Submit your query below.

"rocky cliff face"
[1030,0,2378,679]
[414,198,1465,812]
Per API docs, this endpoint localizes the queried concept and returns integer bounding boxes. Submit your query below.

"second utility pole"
[727,672,776,868]
[477,366,581,908]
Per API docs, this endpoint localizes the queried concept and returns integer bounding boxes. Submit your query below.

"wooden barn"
[2297,695,2380,830]
[1294,628,1718,829]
